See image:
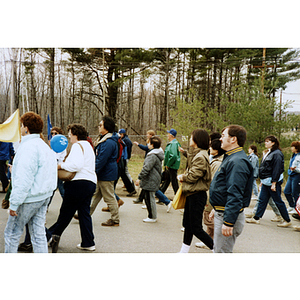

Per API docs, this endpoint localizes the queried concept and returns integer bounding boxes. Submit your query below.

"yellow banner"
[0,109,21,142]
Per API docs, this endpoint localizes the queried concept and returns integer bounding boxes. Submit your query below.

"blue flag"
[47,114,52,141]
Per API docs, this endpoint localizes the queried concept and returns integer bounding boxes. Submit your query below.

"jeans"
[284,173,300,208]
[183,191,213,249]
[213,211,245,253]
[252,197,280,216]
[160,167,179,195]
[48,180,96,247]
[255,182,290,222]
[4,197,51,253]
[252,178,259,196]
[155,189,170,205]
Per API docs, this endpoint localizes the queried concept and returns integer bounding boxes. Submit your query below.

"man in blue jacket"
[90,116,120,226]
[209,125,253,253]
[0,142,15,193]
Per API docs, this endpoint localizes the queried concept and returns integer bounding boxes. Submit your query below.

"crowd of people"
[1,112,300,253]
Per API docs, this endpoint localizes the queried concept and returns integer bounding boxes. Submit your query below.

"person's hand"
[209,209,215,221]
[135,179,140,186]
[133,141,139,146]
[271,182,276,192]
[57,164,61,170]
[290,167,296,171]
[178,146,184,153]
[177,174,184,182]
[9,209,18,217]
[8,164,12,173]
[222,224,233,236]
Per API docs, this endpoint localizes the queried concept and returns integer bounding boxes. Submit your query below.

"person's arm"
[181,154,206,183]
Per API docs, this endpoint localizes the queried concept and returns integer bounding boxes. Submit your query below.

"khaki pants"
[90,180,119,223]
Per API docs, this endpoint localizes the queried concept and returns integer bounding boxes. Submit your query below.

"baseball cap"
[119,129,126,134]
[167,128,177,137]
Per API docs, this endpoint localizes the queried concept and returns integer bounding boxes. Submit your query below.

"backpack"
[116,137,125,163]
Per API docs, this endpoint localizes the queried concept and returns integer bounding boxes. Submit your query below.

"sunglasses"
[51,132,58,136]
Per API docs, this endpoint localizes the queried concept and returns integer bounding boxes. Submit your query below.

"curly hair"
[20,112,44,134]
[291,141,300,152]
[67,123,88,140]
[51,126,64,135]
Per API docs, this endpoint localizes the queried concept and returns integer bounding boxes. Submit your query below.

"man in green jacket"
[160,128,181,195]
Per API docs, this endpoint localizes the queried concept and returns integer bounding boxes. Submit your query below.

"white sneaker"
[287,207,294,212]
[251,196,258,200]
[288,208,297,214]
[195,242,209,249]
[167,202,172,213]
[246,217,260,224]
[143,218,157,223]
[271,215,283,222]
[277,221,292,228]
[293,225,300,231]
[141,205,147,209]
[181,227,185,232]
[76,244,96,251]
[245,212,254,218]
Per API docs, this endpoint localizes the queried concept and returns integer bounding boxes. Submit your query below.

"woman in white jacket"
[48,123,97,253]
[4,112,57,253]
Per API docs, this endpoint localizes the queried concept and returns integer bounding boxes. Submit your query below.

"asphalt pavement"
[0,181,300,253]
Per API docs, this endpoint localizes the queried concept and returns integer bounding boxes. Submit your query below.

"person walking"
[135,136,164,223]
[4,112,57,253]
[178,129,213,253]
[284,141,300,214]
[209,125,253,253]
[160,128,181,195]
[0,141,15,193]
[89,116,120,226]
[248,145,259,199]
[246,135,292,227]
[48,123,97,252]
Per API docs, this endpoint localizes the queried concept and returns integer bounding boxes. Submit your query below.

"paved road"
[0,182,300,253]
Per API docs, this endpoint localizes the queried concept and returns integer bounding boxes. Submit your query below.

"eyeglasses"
[51,132,58,136]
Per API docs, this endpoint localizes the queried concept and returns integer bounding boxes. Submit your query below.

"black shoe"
[18,243,33,253]
[51,235,61,253]
[126,190,137,197]
[292,213,300,220]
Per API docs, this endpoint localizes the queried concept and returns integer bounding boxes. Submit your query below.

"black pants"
[160,167,179,194]
[47,180,96,247]
[183,191,214,249]
[115,159,135,193]
[0,160,9,191]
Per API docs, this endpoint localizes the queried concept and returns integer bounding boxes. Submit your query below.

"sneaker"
[251,196,258,200]
[73,214,79,220]
[143,218,157,223]
[102,207,110,212]
[287,207,294,212]
[126,190,137,197]
[271,215,283,222]
[293,225,300,231]
[246,217,260,224]
[18,243,33,253]
[117,199,124,207]
[288,208,297,214]
[292,213,300,220]
[195,242,209,249]
[141,205,147,209]
[181,227,185,232]
[167,202,172,213]
[245,212,254,218]
[101,219,119,227]
[77,244,96,251]
[277,221,292,227]
[133,198,143,204]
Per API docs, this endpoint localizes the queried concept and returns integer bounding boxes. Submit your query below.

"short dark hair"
[191,129,209,150]
[51,126,63,135]
[67,124,88,140]
[211,138,226,156]
[249,145,258,156]
[20,112,43,134]
[150,136,161,149]
[265,135,281,151]
[223,125,247,147]
[102,116,116,133]
[291,141,300,152]
[210,132,221,141]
